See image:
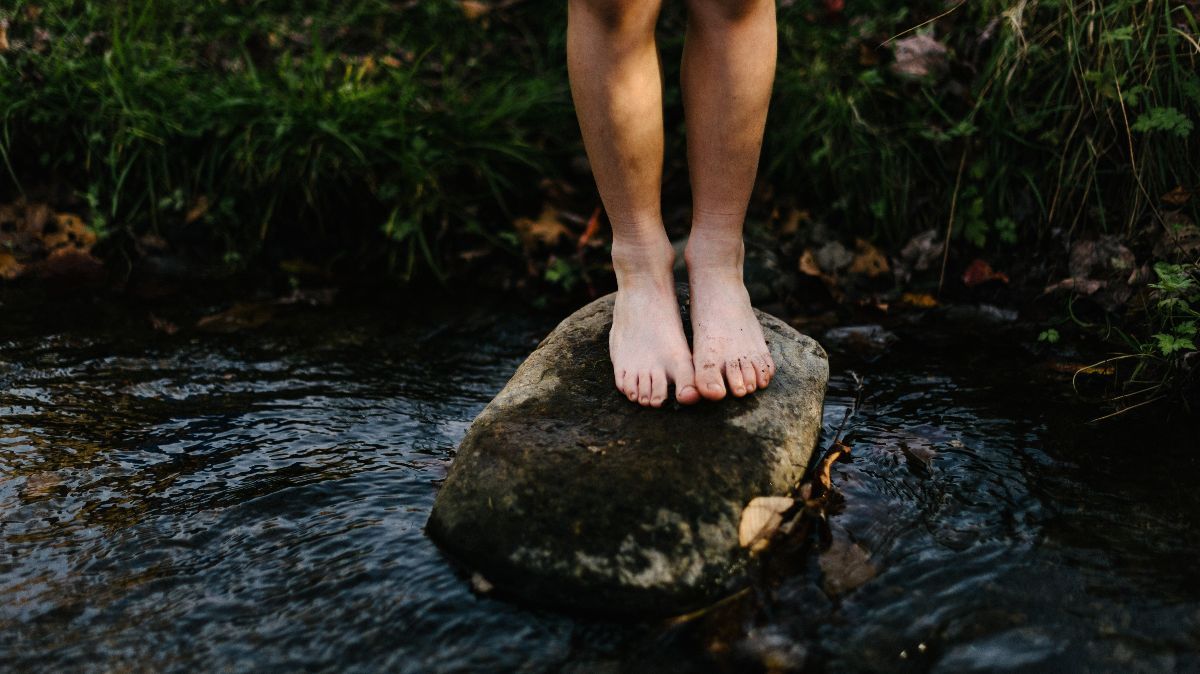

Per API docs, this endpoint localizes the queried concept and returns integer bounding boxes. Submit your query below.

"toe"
[614,368,625,394]
[726,359,747,397]
[753,354,772,389]
[650,367,668,408]
[672,358,701,405]
[637,371,653,407]
[740,358,758,393]
[622,370,637,402]
[764,350,777,377]
[695,357,727,401]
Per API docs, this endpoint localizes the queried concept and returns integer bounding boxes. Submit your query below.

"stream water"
[2,290,1197,672]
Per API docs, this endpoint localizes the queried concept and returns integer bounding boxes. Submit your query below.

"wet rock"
[822,325,898,359]
[427,288,829,615]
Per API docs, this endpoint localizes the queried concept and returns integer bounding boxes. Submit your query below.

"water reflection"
[1,295,1196,672]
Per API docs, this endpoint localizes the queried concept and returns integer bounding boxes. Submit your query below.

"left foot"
[685,232,776,400]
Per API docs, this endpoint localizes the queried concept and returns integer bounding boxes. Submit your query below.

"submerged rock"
[427,289,828,615]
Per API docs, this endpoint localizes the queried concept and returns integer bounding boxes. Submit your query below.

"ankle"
[684,231,744,275]
[611,234,675,286]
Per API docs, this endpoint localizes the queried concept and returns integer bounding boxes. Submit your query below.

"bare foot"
[685,233,776,400]
[610,236,701,407]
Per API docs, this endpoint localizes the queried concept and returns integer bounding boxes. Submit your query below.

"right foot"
[609,236,701,407]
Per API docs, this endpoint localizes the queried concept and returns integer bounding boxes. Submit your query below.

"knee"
[687,0,773,24]
[569,0,657,34]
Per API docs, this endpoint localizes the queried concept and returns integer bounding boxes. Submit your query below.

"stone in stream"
[427,288,829,615]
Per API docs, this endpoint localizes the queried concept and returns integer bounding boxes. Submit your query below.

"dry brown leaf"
[25,202,51,234]
[185,196,211,225]
[0,251,26,280]
[820,537,877,596]
[848,238,890,278]
[0,19,9,52]
[42,213,96,251]
[1161,185,1194,207]
[38,247,104,284]
[961,258,1009,287]
[514,205,571,248]
[779,208,810,236]
[196,302,275,333]
[798,248,823,277]
[149,314,180,335]
[460,0,490,20]
[738,495,794,552]
[470,572,494,594]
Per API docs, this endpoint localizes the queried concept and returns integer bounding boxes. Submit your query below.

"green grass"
[1,0,571,276]
[1,0,1197,277]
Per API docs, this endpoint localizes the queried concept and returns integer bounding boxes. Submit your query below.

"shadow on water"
[1,290,1197,672]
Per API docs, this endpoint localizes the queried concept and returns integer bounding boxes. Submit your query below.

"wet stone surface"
[427,290,829,615]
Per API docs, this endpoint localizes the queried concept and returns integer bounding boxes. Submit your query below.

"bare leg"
[681,0,778,400]
[568,0,700,407]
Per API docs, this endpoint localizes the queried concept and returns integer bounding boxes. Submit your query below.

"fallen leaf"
[820,536,877,596]
[0,19,9,52]
[1153,215,1200,262]
[779,208,809,235]
[848,238,891,278]
[738,496,794,552]
[513,205,571,249]
[1069,236,1135,280]
[890,34,948,79]
[149,314,180,335]
[578,207,602,250]
[470,572,494,594]
[185,196,210,225]
[961,258,1009,287]
[25,202,51,234]
[899,292,939,309]
[1161,185,1193,207]
[1044,277,1105,295]
[1046,362,1116,376]
[460,0,490,20]
[196,302,275,333]
[798,248,823,277]
[42,213,96,251]
[0,251,26,280]
[37,247,104,285]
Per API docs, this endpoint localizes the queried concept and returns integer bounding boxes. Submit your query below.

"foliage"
[3,0,1196,277]
[0,0,570,276]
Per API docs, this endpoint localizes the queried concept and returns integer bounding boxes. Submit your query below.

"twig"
[879,1,968,47]
[938,148,969,297]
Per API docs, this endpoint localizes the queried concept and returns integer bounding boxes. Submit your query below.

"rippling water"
[2,292,1197,672]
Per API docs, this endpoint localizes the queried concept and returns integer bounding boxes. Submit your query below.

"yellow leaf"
[738,496,794,552]
[0,251,26,280]
[848,238,890,278]
[899,292,938,309]
[513,205,571,248]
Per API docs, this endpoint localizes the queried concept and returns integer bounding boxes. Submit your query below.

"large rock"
[427,289,829,615]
